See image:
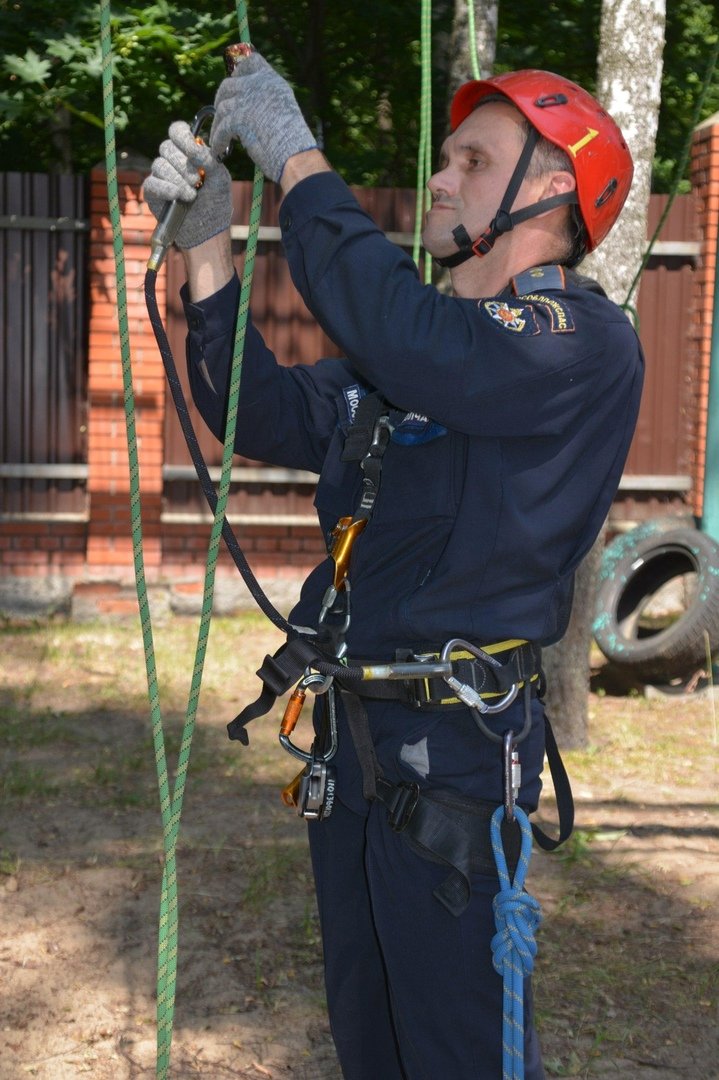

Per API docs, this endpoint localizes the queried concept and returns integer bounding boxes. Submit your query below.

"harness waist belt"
[341,639,541,709]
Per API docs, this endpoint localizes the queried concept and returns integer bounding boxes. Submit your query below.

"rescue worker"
[144,51,643,1080]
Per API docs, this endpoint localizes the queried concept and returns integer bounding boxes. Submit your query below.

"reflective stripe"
[413,639,537,706]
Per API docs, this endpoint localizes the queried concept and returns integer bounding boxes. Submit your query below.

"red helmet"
[450,70,633,252]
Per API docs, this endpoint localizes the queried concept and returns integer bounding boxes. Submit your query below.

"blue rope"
[491,805,542,1080]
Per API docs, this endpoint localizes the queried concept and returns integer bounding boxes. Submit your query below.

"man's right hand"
[143,121,232,250]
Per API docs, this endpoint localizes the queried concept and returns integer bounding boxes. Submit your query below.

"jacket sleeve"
[183,274,357,474]
[278,172,639,438]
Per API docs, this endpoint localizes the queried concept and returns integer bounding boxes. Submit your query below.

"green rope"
[413,0,432,278]
[100,0,261,1075]
[465,0,482,81]
[413,0,481,281]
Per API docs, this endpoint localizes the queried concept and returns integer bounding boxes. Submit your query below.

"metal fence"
[0,172,89,518]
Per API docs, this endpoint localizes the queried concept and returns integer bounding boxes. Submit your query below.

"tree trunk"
[543,0,666,748]
[448,0,498,97]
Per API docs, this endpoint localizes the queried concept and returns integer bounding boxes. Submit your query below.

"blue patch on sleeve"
[511,265,566,294]
[391,412,447,445]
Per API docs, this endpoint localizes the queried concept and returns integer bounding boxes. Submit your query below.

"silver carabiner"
[439,638,518,717]
[502,730,521,822]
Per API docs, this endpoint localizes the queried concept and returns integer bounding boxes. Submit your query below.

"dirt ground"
[0,615,717,1079]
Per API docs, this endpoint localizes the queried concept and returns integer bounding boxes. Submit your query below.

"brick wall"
[0,166,323,618]
[689,112,719,517]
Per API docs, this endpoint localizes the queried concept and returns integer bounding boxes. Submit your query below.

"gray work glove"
[210,49,317,183]
[143,120,232,249]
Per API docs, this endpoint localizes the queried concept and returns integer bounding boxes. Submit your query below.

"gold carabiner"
[329,515,367,591]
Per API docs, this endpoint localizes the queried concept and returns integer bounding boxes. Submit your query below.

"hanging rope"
[413,0,483,280]
[412,0,432,281]
[100,0,262,1074]
[490,805,542,1080]
[465,0,482,80]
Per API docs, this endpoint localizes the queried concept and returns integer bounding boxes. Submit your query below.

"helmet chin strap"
[435,127,578,268]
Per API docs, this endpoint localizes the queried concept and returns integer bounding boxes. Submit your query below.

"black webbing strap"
[530,712,575,850]
[227,636,325,743]
[340,391,389,463]
[435,126,577,267]
[340,690,384,800]
[374,778,521,916]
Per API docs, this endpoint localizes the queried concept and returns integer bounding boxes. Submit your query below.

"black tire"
[593,524,719,683]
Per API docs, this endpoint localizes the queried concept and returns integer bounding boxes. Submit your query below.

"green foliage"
[0,0,717,189]
[495,0,601,90]
[0,0,450,183]
[654,0,719,191]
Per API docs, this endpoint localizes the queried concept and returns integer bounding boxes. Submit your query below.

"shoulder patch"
[511,265,566,295]
[481,300,540,336]
[518,293,575,334]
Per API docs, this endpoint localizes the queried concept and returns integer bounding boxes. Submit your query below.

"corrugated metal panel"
[0,172,88,516]
[623,194,697,484]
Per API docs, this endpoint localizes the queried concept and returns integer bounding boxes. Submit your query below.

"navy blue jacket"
[184,171,643,658]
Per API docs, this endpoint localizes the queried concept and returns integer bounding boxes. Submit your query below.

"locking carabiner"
[502,730,522,822]
[279,672,338,763]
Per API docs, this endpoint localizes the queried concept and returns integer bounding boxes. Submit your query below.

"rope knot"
[491,887,542,976]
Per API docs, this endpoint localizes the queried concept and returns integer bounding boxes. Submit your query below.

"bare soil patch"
[0,616,717,1079]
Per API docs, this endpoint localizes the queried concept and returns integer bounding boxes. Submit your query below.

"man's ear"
[545,169,577,198]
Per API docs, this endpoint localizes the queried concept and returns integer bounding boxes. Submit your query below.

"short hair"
[518,117,588,266]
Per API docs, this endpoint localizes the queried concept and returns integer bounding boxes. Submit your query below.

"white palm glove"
[210,49,317,183]
[143,121,232,249]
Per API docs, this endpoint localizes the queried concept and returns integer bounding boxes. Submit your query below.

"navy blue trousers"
[307,694,547,1080]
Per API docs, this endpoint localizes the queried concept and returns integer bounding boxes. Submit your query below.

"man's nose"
[428,165,455,199]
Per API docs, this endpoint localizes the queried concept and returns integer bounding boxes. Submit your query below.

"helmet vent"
[595,178,619,207]
[535,93,569,108]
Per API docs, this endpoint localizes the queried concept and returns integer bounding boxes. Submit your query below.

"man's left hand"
[210,49,317,183]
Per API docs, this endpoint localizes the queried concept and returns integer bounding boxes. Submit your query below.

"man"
[145,52,642,1080]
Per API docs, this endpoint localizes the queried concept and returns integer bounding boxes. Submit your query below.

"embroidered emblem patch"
[482,300,539,335]
[519,293,575,334]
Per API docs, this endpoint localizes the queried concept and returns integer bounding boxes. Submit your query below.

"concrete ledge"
[0,574,304,622]
[0,576,73,618]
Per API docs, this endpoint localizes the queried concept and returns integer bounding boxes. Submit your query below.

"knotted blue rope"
[491,805,542,1080]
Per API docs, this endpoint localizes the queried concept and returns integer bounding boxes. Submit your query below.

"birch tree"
[448,0,498,93]
[542,0,667,748]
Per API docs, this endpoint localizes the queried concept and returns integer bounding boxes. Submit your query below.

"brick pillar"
[689,112,719,518]
[83,165,166,612]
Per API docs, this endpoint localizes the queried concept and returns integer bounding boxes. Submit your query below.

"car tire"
[593,524,719,683]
